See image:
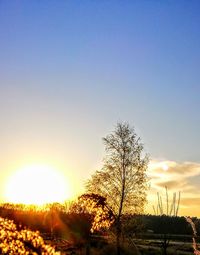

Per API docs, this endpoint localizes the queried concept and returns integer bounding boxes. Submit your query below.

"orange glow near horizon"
[4,165,72,205]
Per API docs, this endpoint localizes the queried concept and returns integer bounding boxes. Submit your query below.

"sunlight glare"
[5,165,71,205]
[162,164,169,171]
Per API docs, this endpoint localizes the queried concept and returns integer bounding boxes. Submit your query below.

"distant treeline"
[0,203,198,238]
[139,214,199,235]
[115,214,198,238]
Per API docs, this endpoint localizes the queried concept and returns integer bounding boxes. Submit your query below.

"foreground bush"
[0,216,60,254]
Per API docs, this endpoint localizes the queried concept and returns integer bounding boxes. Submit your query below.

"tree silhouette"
[76,193,114,255]
[86,122,148,255]
[78,193,114,233]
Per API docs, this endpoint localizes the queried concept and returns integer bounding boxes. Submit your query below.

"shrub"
[0,216,60,254]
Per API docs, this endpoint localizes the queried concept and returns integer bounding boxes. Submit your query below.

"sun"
[5,165,71,205]
[162,164,169,171]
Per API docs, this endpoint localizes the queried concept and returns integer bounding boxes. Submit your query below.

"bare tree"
[86,122,148,255]
[153,186,181,217]
[153,187,181,255]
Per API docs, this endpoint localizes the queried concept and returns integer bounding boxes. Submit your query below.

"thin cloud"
[149,161,200,176]
[147,160,200,216]
[148,160,200,190]
[155,180,182,189]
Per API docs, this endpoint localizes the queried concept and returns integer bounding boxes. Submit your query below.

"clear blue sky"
[0,1,200,211]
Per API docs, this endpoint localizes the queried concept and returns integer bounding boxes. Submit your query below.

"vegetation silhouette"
[86,122,149,255]
[0,202,199,254]
[152,187,181,255]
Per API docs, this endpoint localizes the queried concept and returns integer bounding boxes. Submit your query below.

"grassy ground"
[135,238,194,255]
[42,235,194,255]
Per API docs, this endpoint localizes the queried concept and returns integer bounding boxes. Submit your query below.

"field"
[135,238,194,255]
[0,203,197,255]
[28,233,196,254]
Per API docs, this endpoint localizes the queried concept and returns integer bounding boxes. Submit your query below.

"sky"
[0,1,200,216]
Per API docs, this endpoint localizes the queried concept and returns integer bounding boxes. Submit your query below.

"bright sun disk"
[162,164,169,171]
[5,165,71,205]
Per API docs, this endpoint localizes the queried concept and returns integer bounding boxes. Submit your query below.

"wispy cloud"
[147,160,200,216]
[148,160,200,190]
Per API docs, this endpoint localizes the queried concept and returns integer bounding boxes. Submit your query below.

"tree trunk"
[85,235,91,255]
[116,156,126,255]
[162,247,167,255]
[116,218,121,255]
[85,242,90,255]
[162,235,168,255]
